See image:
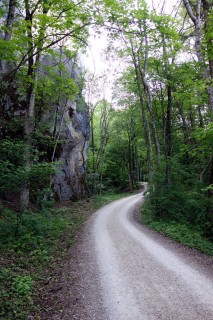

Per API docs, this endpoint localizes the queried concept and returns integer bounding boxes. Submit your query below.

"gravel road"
[59,191,213,320]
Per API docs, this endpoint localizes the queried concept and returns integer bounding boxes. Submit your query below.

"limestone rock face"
[40,55,90,201]
[51,102,90,201]
[0,51,90,202]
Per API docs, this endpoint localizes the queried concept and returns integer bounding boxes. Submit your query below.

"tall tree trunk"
[135,145,140,183]
[198,104,204,128]
[4,0,16,41]
[202,0,213,80]
[141,103,152,182]
[165,85,172,185]
[137,62,161,167]
[127,134,133,192]
[177,102,190,142]
[20,0,50,210]
[183,0,213,114]
[20,2,34,210]
[129,43,153,179]
[90,110,96,193]
[20,87,36,210]
[0,0,16,71]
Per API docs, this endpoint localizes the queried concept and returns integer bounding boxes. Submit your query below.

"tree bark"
[135,42,161,167]
[20,0,47,210]
[183,0,213,114]
[128,133,133,192]
[202,0,213,79]
[165,85,172,185]
[129,41,153,180]
[177,103,190,142]
[0,0,16,71]
[4,0,16,41]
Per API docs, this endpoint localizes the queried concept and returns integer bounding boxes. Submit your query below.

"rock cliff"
[0,52,90,202]
[51,101,90,201]
[41,54,90,201]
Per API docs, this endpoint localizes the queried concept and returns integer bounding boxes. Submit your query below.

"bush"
[144,219,213,255]
[0,138,59,205]
[0,270,34,319]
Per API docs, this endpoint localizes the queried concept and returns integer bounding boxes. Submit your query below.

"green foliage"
[76,94,89,112]
[0,139,26,165]
[36,56,79,104]
[0,0,93,210]
[0,270,34,320]
[0,160,26,193]
[145,156,211,223]
[0,190,129,319]
[0,138,58,206]
[143,218,213,255]
[11,275,33,298]
[92,190,130,208]
[29,162,58,205]
[0,206,74,319]
[0,139,28,195]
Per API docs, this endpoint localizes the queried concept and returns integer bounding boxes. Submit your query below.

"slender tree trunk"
[165,85,172,185]
[90,110,96,193]
[20,88,35,210]
[140,98,153,182]
[0,0,16,71]
[20,2,34,210]
[198,104,204,128]
[189,109,196,130]
[135,145,140,183]
[183,0,213,114]
[90,111,95,173]
[202,0,213,79]
[129,43,153,180]
[135,44,161,167]
[51,101,68,162]
[177,103,190,142]
[202,0,213,115]
[128,134,133,192]
[95,101,110,172]
[20,0,48,210]
[4,0,16,41]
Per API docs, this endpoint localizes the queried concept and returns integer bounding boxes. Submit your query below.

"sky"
[82,0,180,103]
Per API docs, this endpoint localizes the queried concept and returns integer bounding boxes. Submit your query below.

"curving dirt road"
[58,190,213,320]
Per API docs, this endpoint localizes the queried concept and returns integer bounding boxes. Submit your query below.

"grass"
[0,191,129,320]
[0,207,76,319]
[148,220,213,255]
[92,191,131,209]
[143,215,213,256]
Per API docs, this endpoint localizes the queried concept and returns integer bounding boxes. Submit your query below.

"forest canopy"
[0,0,212,237]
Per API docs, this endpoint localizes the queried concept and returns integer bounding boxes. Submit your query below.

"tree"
[0,0,92,209]
[96,0,212,235]
[182,0,213,114]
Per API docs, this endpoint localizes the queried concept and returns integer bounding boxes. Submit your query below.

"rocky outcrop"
[0,51,90,202]
[51,101,90,201]
[40,54,90,201]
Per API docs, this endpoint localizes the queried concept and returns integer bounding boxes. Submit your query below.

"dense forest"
[0,0,212,318]
[87,0,213,241]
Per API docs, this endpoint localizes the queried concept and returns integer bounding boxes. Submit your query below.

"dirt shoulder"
[30,198,108,320]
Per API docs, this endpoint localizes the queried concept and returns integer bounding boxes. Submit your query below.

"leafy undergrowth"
[0,191,129,320]
[144,219,213,256]
[92,191,131,209]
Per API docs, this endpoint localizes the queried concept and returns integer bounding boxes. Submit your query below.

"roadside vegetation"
[144,219,213,256]
[142,187,213,256]
[1,0,213,318]
[0,191,129,320]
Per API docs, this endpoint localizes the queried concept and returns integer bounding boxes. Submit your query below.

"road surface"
[59,190,213,320]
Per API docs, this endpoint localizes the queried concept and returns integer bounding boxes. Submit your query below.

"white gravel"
[58,190,213,320]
